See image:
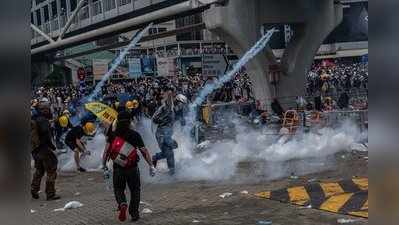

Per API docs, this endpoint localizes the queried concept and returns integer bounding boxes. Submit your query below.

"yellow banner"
[85,102,118,124]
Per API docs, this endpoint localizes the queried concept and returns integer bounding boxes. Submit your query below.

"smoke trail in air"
[186,28,278,124]
[86,23,153,102]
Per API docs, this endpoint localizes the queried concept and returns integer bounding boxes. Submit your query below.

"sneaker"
[31,192,39,200]
[78,167,87,172]
[46,195,61,201]
[118,204,128,222]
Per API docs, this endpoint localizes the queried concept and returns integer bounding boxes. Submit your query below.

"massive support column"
[203,0,277,109]
[203,0,342,108]
[279,0,343,99]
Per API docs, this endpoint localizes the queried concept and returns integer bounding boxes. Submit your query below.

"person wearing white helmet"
[174,94,188,126]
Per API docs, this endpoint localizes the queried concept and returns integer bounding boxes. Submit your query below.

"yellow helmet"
[58,116,69,128]
[126,100,139,109]
[83,122,96,136]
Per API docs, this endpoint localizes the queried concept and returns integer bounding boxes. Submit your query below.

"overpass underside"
[203,0,343,108]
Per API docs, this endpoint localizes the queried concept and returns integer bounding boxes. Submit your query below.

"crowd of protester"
[303,58,368,112]
[31,57,368,129]
[306,59,368,96]
[32,72,253,120]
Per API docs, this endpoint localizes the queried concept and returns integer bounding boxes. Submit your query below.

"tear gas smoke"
[57,115,366,183]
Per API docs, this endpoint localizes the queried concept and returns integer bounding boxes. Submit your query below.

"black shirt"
[107,128,145,150]
[65,126,84,143]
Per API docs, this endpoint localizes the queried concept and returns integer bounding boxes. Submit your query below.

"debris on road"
[337,218,360,223]
[74,192,81,196]
[53,201,84,212]
[30,209,37,214]
[142,208,153,214]
[64,201,84,209]
[290,175,299,179]
[240,190,249,194]
[219,192,233,198]
[192,219,201,223]
[257,220,272,225]
[299,205,312,209]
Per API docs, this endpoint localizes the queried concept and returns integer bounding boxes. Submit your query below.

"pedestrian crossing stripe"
[255,178,368,218]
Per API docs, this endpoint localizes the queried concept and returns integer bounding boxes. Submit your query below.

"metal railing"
[51,18,59,31]
[79,5,90,20]
[104,0,117,11]
[43,22,51,34]
[118,0,132,7]
[93,1,103,16]
[59,14,67,27]
[31,0,184,43]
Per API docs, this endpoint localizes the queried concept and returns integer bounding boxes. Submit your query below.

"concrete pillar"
[279,0,343,98]
[203,0,343,109]
[203,0,277,109]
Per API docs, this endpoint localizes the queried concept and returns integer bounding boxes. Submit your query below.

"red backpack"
[109,136,138,167]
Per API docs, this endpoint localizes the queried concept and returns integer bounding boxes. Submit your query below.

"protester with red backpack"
[102,111,155,222]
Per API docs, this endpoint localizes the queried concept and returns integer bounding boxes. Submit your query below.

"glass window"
[60,0,67,13]
[43,5,49,22]
[36,9,42,25]
[70,0,77,11]
[51,1,58,17]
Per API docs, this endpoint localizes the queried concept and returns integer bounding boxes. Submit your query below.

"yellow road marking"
[352,178,368,191]
[320,193,354,213]
[255,191,271,199]
[320,182,345,198]
[361,199,368,210]
[349,211,368,218]
[287,186,310,205]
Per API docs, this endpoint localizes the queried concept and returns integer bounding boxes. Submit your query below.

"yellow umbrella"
[85,102,118,125]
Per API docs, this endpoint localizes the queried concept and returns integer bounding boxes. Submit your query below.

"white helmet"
[176,94,188,104]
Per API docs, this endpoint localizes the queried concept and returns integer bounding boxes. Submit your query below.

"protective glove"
[149,166,156,177]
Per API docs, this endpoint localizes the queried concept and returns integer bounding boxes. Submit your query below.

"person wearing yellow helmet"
[54,113,72,149]
[126,99,141,122]
[64,121,96,172]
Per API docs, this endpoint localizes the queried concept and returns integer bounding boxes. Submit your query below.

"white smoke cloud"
[57,116,364,183]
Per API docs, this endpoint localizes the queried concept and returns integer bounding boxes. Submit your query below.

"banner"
[128,58,142,78]
[85,102,118,125]
[156,57,177,76]
[92,59,110,80]
[142,56,155,74]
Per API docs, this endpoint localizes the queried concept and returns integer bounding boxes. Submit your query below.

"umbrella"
[85,102,118,125]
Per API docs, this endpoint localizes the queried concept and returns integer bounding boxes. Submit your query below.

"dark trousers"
[113,165,141,217]
[31,149,58,197]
